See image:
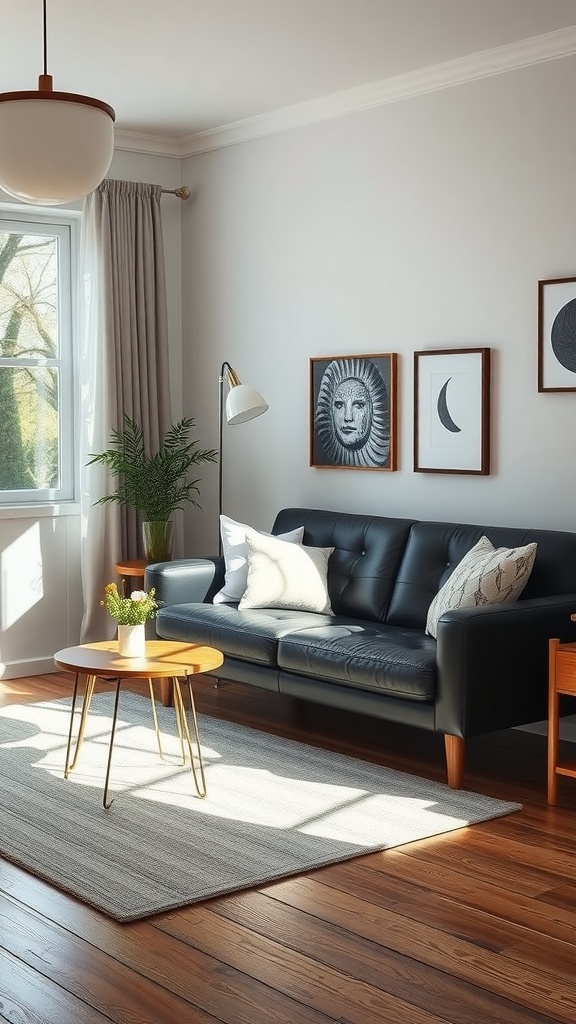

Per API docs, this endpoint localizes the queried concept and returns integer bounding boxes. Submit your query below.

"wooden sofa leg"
[444,734,465,789]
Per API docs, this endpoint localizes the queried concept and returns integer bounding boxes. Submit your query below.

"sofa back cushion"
[387,520,576,630]
[272,508,414,623]
[271,510,576,630]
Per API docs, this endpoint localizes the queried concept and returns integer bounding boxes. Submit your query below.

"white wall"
[0,150,184,677]
[181,55,576,555]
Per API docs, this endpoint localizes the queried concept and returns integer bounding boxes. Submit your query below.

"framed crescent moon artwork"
[538,276,576,392]
[414,348,491,474]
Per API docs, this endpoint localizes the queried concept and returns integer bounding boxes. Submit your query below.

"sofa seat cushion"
[277,622,437,701]
[156,603,333,666]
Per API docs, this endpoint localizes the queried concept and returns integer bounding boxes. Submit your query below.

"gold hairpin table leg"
[102,679,122,810]
[172,676,207,798]
[170,677,189,767]
[148,678,166,760]
[64,673,97,777]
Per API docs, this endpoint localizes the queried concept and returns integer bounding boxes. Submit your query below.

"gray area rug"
[0,692,521,921]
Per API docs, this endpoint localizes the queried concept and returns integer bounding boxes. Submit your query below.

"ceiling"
[2,0,576,146]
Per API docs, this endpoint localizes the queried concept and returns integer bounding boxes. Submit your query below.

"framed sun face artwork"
[538,276,576,392]
[309,353,398,470]
[414,347,491,475]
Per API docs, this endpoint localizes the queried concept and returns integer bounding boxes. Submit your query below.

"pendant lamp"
[0,0,115,205]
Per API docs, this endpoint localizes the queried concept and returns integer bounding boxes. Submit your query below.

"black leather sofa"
[146,507,576,788]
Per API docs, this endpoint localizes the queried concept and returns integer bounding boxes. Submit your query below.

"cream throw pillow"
[239,530,334,614]
[213,515,304,604]
[425,535,537,639]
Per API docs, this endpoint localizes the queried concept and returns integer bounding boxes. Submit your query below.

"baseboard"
[0,658,59,680]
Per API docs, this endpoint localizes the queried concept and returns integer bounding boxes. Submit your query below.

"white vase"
[117,623,146,658]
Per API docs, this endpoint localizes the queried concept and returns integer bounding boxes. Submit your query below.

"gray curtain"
[79,179,172,641]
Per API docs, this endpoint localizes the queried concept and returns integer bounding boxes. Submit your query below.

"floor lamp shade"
[226,383,269,425]
[218,363,268,550]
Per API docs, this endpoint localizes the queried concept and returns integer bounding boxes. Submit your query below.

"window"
[0,209,77,505]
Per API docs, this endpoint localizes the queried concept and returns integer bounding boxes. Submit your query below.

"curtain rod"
[161,186,191,199]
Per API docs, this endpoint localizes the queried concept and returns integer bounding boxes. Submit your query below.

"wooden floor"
[1,671,576,1024]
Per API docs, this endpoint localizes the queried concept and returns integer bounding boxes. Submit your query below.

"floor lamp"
[218,362,268,553]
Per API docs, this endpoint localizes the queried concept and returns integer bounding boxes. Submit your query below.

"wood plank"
[158,903,455,1024]
[321,855,576,946]
[400,827,576,891]
[385,835,569,897]
[0,886,335,1024]
[536,882,576,912]
[0,895,215,1024]
[0,948,111,1024]
[262,868,525,952]
[503,934,576,986]
[271,869,576,990]
[207,886,566,1024]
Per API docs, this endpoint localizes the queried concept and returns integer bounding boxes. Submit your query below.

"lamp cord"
[42,0,48,76]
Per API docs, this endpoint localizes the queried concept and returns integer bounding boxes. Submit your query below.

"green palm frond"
[87,415,217,520]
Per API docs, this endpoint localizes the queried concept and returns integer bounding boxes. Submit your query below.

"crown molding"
[114,24,576,159]
[113,130,183,157]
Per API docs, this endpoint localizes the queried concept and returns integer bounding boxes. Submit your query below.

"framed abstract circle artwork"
[538,276,576,392]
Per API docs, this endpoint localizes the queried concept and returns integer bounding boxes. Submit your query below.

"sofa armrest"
[144,557,225,608]
[435,595,576,738]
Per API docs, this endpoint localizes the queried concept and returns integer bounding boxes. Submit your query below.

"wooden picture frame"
[414,347,490,475]
[310,353,397,470]
[538,276,576,392]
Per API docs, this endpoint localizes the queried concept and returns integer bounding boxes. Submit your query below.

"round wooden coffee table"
[54,640,223,808]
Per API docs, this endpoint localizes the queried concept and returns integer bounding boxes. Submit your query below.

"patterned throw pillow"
[425,536,537,639]
[239,530,334,614]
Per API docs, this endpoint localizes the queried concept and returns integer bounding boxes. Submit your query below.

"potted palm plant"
[88,416,217,561]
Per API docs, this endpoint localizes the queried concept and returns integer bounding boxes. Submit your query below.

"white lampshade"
[226,384,269,425]
[0,90,115,205]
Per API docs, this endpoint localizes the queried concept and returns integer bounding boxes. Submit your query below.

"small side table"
[54,640,223,809]
[115,558,147,595]
[547,636,576,804]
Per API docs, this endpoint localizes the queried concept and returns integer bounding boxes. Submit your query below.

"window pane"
[0,231,58,359]
[0,213,74,505]
[0,366,59,490]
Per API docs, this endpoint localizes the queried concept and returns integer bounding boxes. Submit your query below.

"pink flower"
[130,590,148,601]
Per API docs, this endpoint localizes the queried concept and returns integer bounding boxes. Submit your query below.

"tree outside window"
[0,213,76,504]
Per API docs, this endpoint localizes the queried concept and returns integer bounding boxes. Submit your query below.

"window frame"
[0,205,80,508]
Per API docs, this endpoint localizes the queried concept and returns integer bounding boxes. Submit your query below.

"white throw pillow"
[213,514,304,604]
[239,530,334,614]
[425,535,537,639]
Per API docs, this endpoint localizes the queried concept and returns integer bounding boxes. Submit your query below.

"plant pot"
[117,623,146,658]
[142,520,174,562]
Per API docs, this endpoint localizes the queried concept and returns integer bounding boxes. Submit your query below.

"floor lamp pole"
[217,362,228,556]
[216,360,269,557]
